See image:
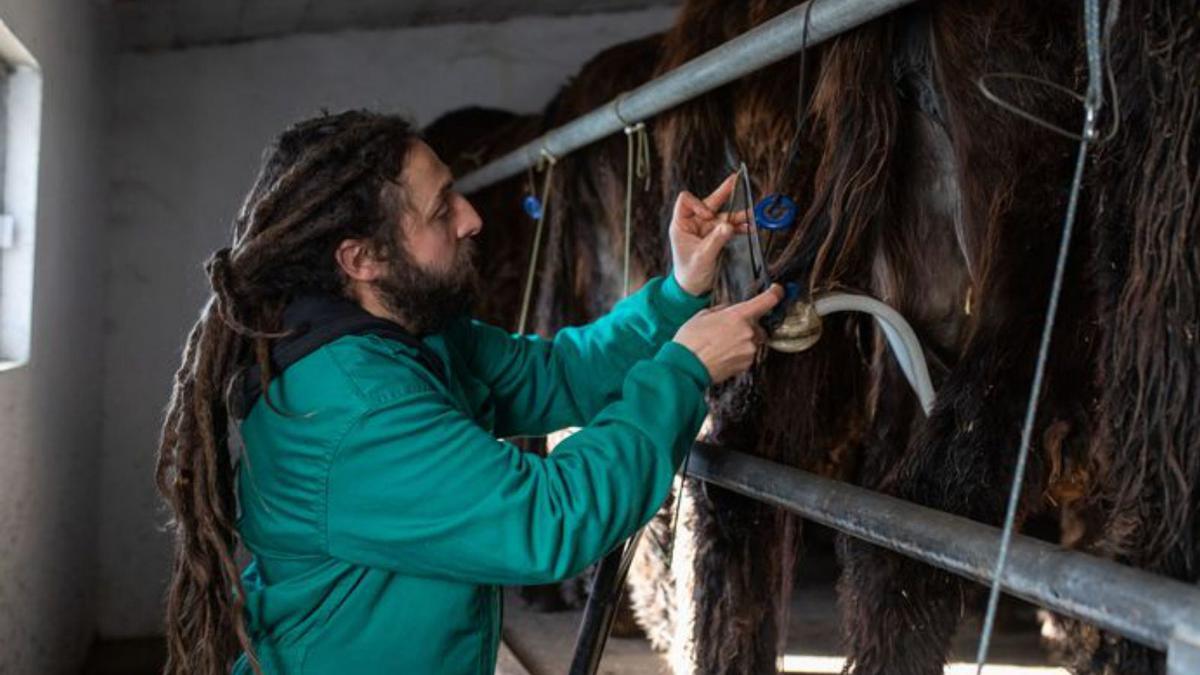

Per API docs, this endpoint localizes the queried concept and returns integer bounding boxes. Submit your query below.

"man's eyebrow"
[427,179,453,215]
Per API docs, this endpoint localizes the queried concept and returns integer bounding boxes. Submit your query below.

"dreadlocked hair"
[154,110,419,674]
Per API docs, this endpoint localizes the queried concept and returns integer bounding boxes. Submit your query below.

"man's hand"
[673,284,784,384]
[669,172,749,296]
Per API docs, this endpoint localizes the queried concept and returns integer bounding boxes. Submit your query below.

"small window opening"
[0,19,42,370]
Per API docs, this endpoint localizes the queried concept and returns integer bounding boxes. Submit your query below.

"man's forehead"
[403,142,452,184]
[393,143,453,215]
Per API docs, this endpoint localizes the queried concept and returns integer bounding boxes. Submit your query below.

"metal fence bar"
[686,442,1200,658]
[1169,628,1200,675]
[454,0,919,194]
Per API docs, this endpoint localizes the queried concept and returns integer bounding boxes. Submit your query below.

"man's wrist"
[656,341,712,389]
[671,271,709,298]
[653,273,711,327]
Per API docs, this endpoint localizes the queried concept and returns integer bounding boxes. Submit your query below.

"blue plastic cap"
[755,194,798,231]
[522,194,543,220]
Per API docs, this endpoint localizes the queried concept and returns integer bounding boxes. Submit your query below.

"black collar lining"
[240,294,447,414]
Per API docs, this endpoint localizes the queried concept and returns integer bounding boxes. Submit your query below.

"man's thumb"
[732,284,784,318]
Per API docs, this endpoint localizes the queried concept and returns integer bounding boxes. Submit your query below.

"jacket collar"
[239,293,447,415]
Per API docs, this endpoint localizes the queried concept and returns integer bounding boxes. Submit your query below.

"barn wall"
[0,0,113,673]
[98,7,676,637]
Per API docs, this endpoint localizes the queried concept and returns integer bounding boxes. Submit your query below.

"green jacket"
[231,274,710,674]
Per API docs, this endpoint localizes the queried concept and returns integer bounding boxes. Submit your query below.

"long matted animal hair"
[641,0,1093,672]
[534,32,668,333]
[154,110,418,674]
[1062,0,1200,671]
[648,1,885,671]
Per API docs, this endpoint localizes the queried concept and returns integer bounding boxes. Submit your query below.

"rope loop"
[624,123,652,192]
[614,91,652,191]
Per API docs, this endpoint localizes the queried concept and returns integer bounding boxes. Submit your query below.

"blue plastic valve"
[522,194,543,220]
[754,194,798,231]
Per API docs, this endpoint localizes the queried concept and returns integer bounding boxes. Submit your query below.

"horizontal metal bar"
[454,0,919,194]
[1169,627,1200,675]
[686,442,1200,652]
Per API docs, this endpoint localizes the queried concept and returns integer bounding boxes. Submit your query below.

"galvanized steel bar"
[454,0,919,194]
[1169,628,1200,675]
[686,442,1200,652]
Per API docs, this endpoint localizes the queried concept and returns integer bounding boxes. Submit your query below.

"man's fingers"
[676,190,713,220]
[752,324,767,345]
[729,208,751,230]
[709,209,750,230]
[702,172,739,212]
[700,222,737,258]
[730,284,785,319]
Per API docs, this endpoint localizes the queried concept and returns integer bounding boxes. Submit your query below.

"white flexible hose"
[813,293,936,415]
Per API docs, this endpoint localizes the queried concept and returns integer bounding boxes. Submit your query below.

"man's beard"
[374,239,479,335]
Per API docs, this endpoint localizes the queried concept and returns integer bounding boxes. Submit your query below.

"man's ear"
[335,238,385,282]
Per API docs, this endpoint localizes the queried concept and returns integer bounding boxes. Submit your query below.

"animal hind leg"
[679,482,798,675]
[839,316,1084,674]
[836,411,963,675]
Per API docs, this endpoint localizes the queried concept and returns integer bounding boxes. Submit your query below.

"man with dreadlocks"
[155,109,782,675]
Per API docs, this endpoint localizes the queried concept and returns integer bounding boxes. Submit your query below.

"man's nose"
[457,195,483,238]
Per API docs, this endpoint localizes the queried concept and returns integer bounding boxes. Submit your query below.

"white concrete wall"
[99,8,676,637]
[0,0,112,673]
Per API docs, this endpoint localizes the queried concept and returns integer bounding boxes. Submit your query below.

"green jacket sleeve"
[324,341,710,585]
[443,273,710,437]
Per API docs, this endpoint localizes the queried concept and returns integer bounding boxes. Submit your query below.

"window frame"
[0,19,41,371]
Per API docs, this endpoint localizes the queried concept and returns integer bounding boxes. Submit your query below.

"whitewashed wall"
[99,7,676,637]
[0,0,112,673]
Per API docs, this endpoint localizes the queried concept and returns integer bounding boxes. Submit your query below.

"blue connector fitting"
[523,194,543,220]
[754,194,798,231]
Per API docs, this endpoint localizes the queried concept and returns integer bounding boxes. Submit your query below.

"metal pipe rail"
[454,0,921,194]
[687,442,1200,672]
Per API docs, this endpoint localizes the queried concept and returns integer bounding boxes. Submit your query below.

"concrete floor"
[502,552,1069,675]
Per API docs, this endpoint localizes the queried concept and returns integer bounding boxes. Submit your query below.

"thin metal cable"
[766,0,816,261]
[780,0,816,181]
[516,150,557,335]
[973,0,1104,670]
